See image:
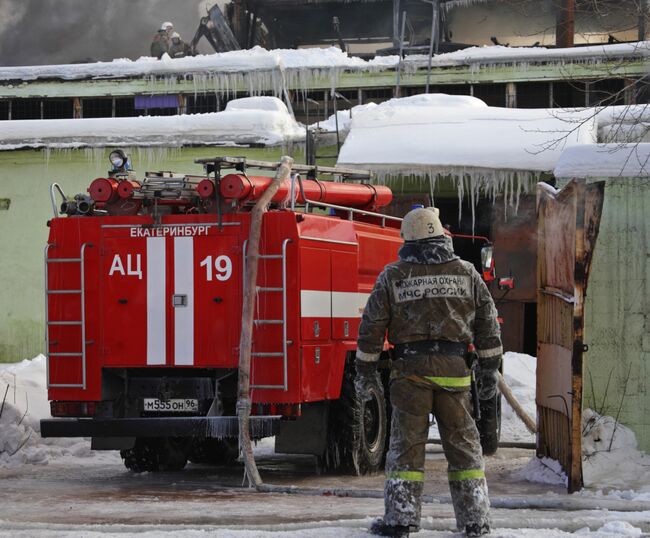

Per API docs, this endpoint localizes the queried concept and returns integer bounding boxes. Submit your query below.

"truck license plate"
[143,398,198,412]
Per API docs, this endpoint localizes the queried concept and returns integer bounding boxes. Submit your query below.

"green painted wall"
[582,177,650,453]
[0,146,299,363]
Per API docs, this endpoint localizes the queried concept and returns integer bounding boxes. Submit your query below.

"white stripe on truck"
[174,237,194,366]
[146,237,166,365]
[300,290,370,318]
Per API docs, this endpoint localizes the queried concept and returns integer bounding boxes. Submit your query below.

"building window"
[134,95,179,116]
[11,98,41,120]
[552,81,587,108]
[115,98,137,117]
[186,94,220,114]
[82,98,113,118]
[472,84,506,107]
[517,82,551,108]
[588,79,625,107]
[0,101,9,120]
[43,98,74,119]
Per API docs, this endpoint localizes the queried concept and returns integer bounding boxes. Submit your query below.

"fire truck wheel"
[158,437,189,471]
[355,381,387,474]
[320,366,387,475]
[120,439,161,472]
[120,437,188,472]
[477,393,502,456]
[188,438,239,465]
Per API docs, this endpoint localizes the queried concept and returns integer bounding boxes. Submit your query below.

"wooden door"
[536,178,604,492]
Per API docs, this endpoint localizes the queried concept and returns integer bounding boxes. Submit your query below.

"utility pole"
[639,1,649,41]
[393,0,401,48]
[555,0,575,48]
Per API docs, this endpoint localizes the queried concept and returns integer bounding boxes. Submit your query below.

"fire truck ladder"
[44,242,92,390]
[242,238,292,391]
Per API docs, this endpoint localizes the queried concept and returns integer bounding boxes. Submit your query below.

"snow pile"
[555,144,650,179]
[0,97,304,150]
[581,409,650,491]
[312,95,487,136]
[515,456,568,487]
[500,352,537,442]
[597,105,650,144]
[338,94,597,175]
[0,356,105,468]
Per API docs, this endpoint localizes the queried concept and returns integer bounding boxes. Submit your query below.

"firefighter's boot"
[370,518,414,537]
[449,476,491,534]
[383,476,423,530]
[465,522,491,537]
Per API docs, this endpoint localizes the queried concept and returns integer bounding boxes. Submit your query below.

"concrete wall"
[583,177,650,453]
[0,146,287,362]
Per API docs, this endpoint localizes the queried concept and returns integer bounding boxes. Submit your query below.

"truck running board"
[40,416,280,439]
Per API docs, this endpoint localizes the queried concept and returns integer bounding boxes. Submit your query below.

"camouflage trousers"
[383,368,490,531]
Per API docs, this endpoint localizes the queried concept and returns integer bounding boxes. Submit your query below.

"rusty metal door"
[536,178,604,492]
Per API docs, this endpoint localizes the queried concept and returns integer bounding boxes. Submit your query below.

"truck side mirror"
[480,245,495,282]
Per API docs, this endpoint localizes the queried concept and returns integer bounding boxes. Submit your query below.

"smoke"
[0,0,215,67]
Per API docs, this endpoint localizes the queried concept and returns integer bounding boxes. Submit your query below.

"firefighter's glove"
[476,356,502,401]
[354,358,382,403]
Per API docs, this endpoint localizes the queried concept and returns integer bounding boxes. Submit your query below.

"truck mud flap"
[40,416,280,439]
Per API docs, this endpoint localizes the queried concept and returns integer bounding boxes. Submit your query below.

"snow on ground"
[0,97,304,150]
[0,356,118,468]
[2,353,650,537]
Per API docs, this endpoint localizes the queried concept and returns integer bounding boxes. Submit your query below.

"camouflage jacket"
[356,236,502,366]
[151,32,169,59]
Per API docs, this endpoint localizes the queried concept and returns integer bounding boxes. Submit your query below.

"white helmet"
[400,206,444,241]
[160,21,173,31]
[171,32,180,40]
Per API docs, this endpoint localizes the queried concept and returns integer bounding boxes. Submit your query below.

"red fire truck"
[40,153,499,473]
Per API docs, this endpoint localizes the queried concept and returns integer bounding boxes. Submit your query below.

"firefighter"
[355,206,502,538]
[169,32,192,59]
[151,21,174,59]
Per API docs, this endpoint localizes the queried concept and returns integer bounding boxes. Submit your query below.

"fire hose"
[237,155,294,488]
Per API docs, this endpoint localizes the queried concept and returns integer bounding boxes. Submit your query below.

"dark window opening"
[437,84,472,97]
[115,98,136,117]
[517,82,550,108]
[82,98,112,118]
[43,98,74,119]
[588,79,625,107]
[0,101,9,120]
[472,84,506,107]
[12,98,41,120]
[142,107,178,116]
[186,94,220,115]
[363,87,393,103]
[552,81,587,108]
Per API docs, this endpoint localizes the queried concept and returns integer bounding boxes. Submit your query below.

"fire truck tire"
[320,366,387,475]
[120,437,188,472]
[188,438,239,465]
[477,393,502,456]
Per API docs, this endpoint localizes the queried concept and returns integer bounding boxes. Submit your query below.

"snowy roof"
[554,144,650,179]
[337,94,598,178]
[0,97,304,150]
[0,42,646,83]
[0,47,393,83]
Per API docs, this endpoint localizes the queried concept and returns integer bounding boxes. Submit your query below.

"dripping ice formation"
[336,93,600,227]
[0,42,646,96]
